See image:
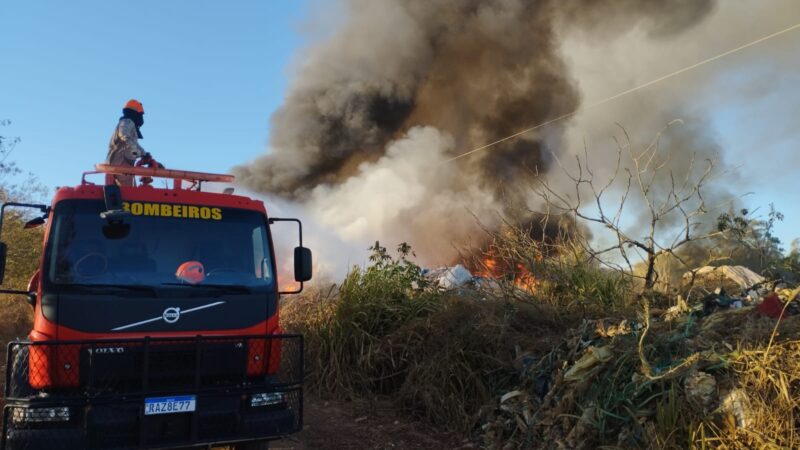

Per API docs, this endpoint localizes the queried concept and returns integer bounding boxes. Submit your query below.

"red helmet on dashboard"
[175,261,205,284]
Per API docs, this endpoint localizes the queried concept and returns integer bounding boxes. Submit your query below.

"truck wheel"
[233,441,270,450]
[8,344,34,398]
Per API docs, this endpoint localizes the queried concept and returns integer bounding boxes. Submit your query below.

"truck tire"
[8,344,34,398]
[233,441,270,450]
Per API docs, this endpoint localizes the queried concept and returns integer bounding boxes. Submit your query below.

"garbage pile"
[480,269,800,449]
[671,265,800,319]
[422,264,515,292]
[422,264,474,290]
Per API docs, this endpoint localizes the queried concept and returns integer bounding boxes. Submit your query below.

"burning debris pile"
[422,257,538,294]
[470,247,540,294]
[283,232,800,447]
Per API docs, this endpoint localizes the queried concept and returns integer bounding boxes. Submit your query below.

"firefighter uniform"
[106,99,146,186]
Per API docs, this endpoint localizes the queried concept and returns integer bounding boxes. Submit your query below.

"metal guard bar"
[2,334,303,450]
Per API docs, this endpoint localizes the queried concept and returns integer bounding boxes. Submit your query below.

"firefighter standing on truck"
[106,99,146,186]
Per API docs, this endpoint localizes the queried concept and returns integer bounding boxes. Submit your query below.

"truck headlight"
[12,407,70,423]
[250,392,286,407]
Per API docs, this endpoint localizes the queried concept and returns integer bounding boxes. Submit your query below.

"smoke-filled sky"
[2,1,800,276]
[236,0,800,273]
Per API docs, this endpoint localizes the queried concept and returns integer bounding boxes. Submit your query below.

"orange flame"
[514,263,538,292]
[474,251,537,293]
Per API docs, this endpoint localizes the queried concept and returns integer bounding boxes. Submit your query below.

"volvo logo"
[91,347,125,354]
[112,301,225,331]
[162,307,181,324]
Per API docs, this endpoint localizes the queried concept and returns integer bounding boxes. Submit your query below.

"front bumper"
[3,389,300,449]
[2,335,303,450]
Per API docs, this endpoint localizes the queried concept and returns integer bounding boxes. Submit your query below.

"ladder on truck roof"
[84,164,235,191]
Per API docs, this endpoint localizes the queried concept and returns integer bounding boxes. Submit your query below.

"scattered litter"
[500,390,525,404]
[756,292,793,319]
[563,346,613,382]
[596,319,633,337]
[745,286,770,302]
[684,371,717,407]
[664,296,691,321]
[721,389,752,430]
[472,276,502,291]
[702,288,744,315]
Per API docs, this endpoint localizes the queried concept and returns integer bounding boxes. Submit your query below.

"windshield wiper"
[160,283,251,295]
[61,283,159,297]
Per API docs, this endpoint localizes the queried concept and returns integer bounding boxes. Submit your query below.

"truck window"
[46,200,274,289]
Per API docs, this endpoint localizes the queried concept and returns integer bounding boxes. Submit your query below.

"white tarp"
[425,264,473,289]
[684,265,765,290]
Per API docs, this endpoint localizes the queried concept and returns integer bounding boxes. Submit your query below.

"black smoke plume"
[234,0,718,264]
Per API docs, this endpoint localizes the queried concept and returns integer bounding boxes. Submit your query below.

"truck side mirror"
[294,247,312,282]
[23,216,46,229]
[100,184,130,221]
[270,217,311,294]
[0,242,7,285]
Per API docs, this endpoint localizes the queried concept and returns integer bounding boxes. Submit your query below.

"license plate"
[144,395,196,416]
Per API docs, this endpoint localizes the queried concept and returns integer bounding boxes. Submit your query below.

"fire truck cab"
[0,164,310,450]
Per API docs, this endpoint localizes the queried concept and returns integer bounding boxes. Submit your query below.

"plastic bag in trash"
[757,292,793,319]
[424,264,473,290]
[564,346,613,382]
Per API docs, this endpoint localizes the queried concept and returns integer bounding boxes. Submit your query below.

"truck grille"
[84,340,250,392]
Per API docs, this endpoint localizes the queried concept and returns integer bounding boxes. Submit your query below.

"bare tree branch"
[530,121,729,291]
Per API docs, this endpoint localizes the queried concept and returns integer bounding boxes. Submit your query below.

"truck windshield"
[46,200,274,289]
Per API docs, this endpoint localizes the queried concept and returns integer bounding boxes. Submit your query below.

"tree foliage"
[0,122,46,342]
[716,204,785,275]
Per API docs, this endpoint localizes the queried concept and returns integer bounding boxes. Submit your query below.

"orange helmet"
[176,261,205,284]
[124,99,144,114]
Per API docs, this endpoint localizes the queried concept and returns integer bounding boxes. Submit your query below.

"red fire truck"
[0,163,311,449]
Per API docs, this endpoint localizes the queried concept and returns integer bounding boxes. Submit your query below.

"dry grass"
[696,340,800,448]
[0,213,42,399]
[282,259,578,434]
[373,298,556,432]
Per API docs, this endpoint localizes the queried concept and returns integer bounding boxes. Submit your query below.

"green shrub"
[539,260,634,311]
[286,242,443,394]
[283,242,554,432]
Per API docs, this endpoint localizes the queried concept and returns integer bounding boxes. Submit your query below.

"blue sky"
[1,0,314,186]
[1,1,799,251]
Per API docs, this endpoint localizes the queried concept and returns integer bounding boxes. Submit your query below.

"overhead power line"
[442,21,800,164]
